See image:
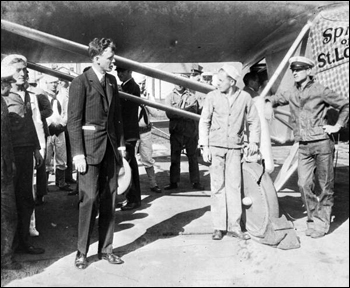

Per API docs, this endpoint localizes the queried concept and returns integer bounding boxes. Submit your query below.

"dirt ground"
[1,138,349,287]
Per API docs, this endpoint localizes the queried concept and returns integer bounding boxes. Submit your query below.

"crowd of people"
[1,37,348,270]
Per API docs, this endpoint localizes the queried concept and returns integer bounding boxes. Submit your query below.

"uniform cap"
[191,64,203,74]
[220,64,240,81]
[289,56,315,70]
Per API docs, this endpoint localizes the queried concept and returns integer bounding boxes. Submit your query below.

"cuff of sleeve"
[73,155,85,161]
[118,146,126,151]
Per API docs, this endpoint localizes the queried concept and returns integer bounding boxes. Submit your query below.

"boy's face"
[12,62,28,86]
[217,70,235,93]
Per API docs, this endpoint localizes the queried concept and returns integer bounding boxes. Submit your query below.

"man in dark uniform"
[265,56,349,238]
[164,75,204,190]
[1,66,22,270]
[116,67,142,211]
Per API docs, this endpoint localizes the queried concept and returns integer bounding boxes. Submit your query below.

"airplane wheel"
[241,162,279,237]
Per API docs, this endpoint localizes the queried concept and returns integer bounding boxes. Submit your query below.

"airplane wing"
[1,1,343,66]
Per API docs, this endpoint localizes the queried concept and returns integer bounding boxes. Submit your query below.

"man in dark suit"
[67,38,125,269]
[116,67,142,211]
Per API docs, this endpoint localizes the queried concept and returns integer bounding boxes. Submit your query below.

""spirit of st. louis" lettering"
[317,25,349,69]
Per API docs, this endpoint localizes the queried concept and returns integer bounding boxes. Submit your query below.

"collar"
[295,78,314,91]
[122,77,132,86]
[91,65,106,82]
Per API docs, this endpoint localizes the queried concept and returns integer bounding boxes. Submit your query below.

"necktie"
[138,105,149,125]
[51,98,62,115]
[100,75,106,91]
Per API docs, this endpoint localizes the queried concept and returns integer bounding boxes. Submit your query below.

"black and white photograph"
[1,1,349,287]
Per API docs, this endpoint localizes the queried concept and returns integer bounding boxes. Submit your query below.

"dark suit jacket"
[120,78,140,141]
[67,68,124,166]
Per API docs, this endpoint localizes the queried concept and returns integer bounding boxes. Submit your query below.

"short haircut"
[243,72,259,86]
[88,38,116,60]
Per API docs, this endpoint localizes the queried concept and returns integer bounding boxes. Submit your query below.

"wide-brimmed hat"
[117,158,132,195]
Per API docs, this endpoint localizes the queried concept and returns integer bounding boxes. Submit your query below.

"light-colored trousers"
[136,130,157,187]
[46,132,67,172]
[210,146,243,232]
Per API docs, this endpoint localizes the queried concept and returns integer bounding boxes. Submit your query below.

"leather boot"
[56,169,72,191]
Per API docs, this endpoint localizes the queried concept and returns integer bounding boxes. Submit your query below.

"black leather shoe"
[66,178,77,184]
[192,182,204,190]
[59,184,73,192]
[75,252,87,269]
[120,202,141,211]
[227,230,251,240]
[16,245,45,254]
[150,186,162,193]
[212,230,224,240]
[164,183,178,190]
[98,253,124,265]
[67,189,78,196]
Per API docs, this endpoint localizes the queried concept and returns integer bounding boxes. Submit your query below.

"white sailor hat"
[43,74,59,83]
[220,64,240,81]
[1,65,16,80]
[289,56,315,70]
[1,54,27,66]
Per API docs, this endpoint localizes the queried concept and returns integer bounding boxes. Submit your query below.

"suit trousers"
[210,146,243,232]
[77,140,119,255]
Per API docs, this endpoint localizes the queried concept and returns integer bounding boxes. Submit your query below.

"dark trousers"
[36,138,48,198]
[169,133,200,184]
[125,141,141,203]
[77,141,119,255]
[13,147,35,249]
[298,139,335,233]
[1,180,18,265]
[64,130,74,181]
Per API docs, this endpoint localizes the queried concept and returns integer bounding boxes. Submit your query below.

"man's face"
[217,70,235,93]
[292,67,310,83]
[190,71,201,82]
[117,70,128,83]
[250,76,260,92]
[12,62,28,86]
[47,81,58,93]
[96,47,115,73]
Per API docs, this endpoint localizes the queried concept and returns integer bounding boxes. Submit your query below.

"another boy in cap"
[265,56,349,238]
[1,54,44,255]
[199,64,260,241]
[1,66,22,269]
